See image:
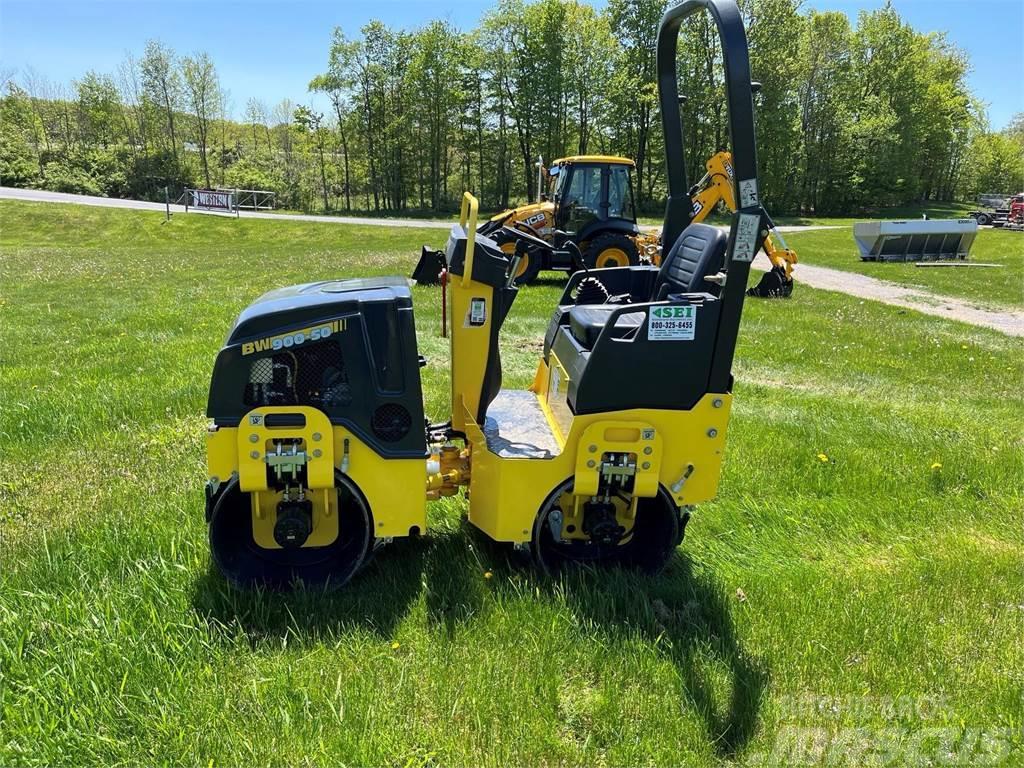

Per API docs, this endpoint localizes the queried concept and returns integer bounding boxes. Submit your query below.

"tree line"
[1,0,1022,216]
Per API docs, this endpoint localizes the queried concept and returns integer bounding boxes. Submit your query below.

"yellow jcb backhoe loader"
[414,150,798,297]
[414,155,660,285]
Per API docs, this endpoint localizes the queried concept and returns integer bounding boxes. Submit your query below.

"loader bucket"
[412,246,447,285]
[853,219,978,262]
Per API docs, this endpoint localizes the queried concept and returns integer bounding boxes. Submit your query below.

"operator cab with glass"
[551,158,639,252]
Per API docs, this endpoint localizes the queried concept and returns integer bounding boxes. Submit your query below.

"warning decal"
[739,178,759,208]
[732,212,761,262]
[648,305,697,341]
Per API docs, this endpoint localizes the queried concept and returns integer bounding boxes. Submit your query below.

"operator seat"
[651,222,727,299]
[567,222,727,348]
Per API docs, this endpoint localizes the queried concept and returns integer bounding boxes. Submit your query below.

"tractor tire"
[974,212,992,226]
[585,233,640,270]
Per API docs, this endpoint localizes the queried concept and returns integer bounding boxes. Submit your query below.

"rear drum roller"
[530,479,680,575]
[208,472,372,590]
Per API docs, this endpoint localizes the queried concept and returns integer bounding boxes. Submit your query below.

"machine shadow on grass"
[447,522,769,759]
[191,537,430,643]
[192,521,766,757]
[192,526,484,642]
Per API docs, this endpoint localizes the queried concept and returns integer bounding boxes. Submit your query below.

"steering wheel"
[501,224,590,274]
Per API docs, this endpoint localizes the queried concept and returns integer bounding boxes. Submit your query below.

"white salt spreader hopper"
[854,219,978,262]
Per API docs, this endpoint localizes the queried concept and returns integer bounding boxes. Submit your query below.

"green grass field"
[782,226,1024,310]
[1,200,1022,766]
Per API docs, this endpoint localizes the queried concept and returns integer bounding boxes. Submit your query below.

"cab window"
[558,164,602,234]
[608,165,636,221]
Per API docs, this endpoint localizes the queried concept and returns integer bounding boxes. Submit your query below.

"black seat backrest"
[652,222,728,300]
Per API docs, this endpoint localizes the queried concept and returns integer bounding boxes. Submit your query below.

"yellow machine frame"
[207,406,428,542]
[207,193,735,557]
[436,193,731,543]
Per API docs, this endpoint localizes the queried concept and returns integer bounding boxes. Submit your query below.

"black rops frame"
[657,0,766,393]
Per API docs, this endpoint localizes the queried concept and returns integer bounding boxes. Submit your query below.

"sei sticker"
[732,212,761,262]
[648,305,697,341]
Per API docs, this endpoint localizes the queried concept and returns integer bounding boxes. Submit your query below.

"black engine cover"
[206,276,427,459]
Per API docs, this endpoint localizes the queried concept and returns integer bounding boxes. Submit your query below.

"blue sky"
[1,0,1021,129]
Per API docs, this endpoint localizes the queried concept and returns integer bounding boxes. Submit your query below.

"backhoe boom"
[689,150,797,296]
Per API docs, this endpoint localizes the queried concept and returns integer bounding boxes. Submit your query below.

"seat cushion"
[654,222,727,298]
[568,305,645,348]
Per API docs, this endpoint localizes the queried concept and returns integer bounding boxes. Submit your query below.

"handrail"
[459,192,479,287]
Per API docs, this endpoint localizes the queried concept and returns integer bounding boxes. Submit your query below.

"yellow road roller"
[203,0,770,588]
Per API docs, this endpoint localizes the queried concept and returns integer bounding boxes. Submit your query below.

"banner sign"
[190,189,234,211]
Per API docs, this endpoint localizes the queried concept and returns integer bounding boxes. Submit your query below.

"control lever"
[505,239,527,288]
[549,229,588,274]
[499,224,588,282]
[563,240,588,274]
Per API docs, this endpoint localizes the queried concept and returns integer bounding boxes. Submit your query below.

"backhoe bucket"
[412,246,447,285]
[747,265,792,298]
[853,219,977,262]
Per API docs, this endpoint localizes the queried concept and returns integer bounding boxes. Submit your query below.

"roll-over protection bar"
[657,0,765,392]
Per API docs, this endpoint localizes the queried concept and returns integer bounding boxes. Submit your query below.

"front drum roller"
[530,479,681,574]
[208,471,372,590]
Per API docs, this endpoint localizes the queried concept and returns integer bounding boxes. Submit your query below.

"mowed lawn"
[0,200,1022,766]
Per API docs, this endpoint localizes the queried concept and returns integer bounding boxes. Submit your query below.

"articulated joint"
[426,443,471,500]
